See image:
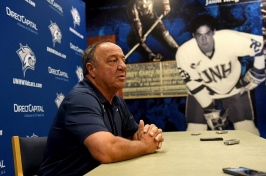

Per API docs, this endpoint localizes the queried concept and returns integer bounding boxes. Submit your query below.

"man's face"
[136,0,150,8]
[92,42,126,93]
[193,25,215,54]
[136,0,152,14]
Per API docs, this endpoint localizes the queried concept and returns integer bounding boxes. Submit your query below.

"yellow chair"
[12,136,47,176]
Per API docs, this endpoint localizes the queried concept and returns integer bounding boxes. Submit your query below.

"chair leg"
[12,136,24,176]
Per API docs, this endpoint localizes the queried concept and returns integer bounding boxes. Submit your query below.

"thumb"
[132,120,145,140]
[138,120,144,132]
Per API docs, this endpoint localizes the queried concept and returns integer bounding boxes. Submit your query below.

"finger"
[143,124,150,133]
[157,128,162,134]
[157,142,162,150]
[155,133,164,142]
[149,126,158,137]
[149,125,161,136]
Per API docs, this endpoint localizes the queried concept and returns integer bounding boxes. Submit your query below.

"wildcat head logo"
[26,133,38,138]
[71,7,80,28]
[48,21,62,47]
[16,43,36,77]
[55,93,65,108]
[76,66,83,82]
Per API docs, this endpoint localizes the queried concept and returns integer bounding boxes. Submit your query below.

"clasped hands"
[133,120,164,151]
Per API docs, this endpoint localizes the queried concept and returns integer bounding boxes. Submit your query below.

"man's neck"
[205,51,213,57]
[86,75,116,104]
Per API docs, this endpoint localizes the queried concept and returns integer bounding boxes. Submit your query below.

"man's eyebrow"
[106,54,117,59]
[195,30,212,35]
[195,32,202,36]
[106,54,125,60]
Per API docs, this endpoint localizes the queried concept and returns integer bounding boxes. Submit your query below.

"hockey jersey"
[176,29,263,107]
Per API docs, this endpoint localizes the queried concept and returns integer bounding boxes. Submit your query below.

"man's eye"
[195,34,201,38]
[206,31,213,36]
[110,60,117,63]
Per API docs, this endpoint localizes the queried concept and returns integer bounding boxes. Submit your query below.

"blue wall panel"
[0,0,87,175]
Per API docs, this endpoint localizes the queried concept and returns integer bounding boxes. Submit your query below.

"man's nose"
[202,35,207,42]
[117,59,126,70]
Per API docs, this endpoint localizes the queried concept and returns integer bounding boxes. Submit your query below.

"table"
[85,130,266,176]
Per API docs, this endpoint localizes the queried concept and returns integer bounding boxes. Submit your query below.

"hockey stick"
[213,87,247,130]
[125,14,164,59]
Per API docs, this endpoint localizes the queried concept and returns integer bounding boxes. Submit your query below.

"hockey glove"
[204,109,228,130]
[240,68,265,90]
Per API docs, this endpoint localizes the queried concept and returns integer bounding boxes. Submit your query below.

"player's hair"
[190,14,217,34]
[82,39,113,76]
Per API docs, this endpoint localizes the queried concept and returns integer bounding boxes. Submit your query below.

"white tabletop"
[85,130,266,176]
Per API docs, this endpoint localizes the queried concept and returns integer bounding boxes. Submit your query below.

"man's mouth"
[117,75,126,79]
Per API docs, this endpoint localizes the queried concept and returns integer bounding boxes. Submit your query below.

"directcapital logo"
[14,104,44,113]
[47,0,63,13]
[16,43,36,77]
[70,42,83,55]
[6,7,38,30]
[48,66,69,78]
[55,93,64,108]
[25,0,36,7]
[76,66,83,82]
[71,7,80,28]
[49,21,62,47]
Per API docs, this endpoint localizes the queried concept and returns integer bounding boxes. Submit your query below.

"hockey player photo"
[176,14,265,135]
[126,0,179,62]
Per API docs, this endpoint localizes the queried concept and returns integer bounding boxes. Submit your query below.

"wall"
[85,0,266,136]
[0,0,87,175]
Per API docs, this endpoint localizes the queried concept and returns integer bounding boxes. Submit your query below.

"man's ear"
[86,63,95,78]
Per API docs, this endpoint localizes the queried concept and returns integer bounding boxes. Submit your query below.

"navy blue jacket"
[39,78,138,176]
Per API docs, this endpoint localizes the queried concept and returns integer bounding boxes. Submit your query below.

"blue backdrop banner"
[0,0,87,175]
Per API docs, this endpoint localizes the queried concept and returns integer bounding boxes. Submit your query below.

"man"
[127,0,178,61]
[176,14,265,135]
[39,41,164,176]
